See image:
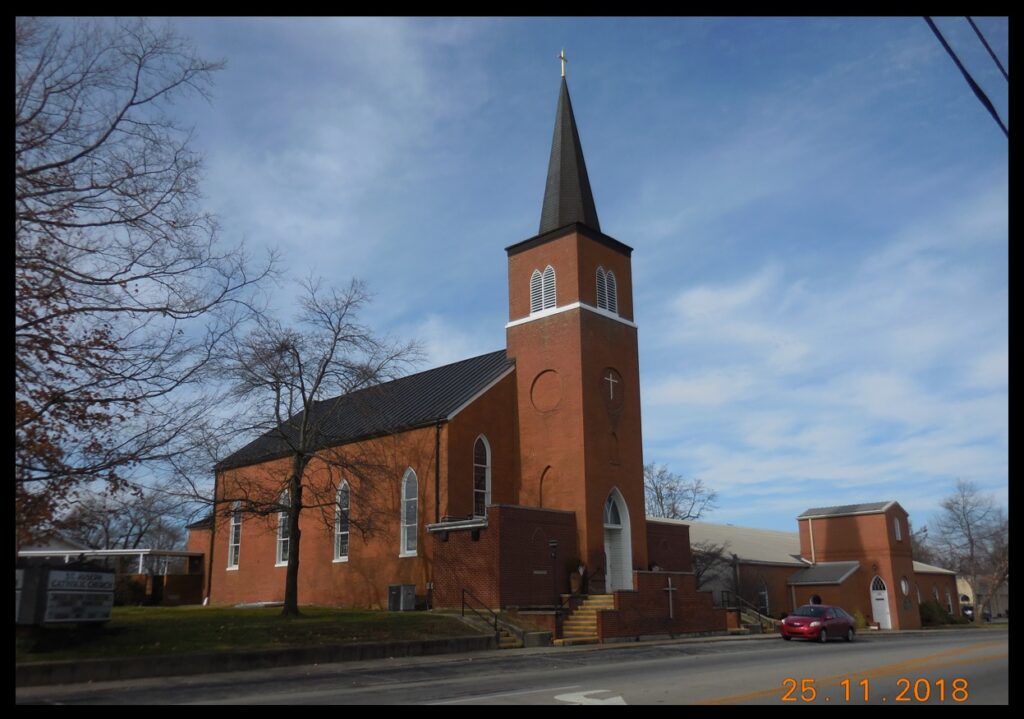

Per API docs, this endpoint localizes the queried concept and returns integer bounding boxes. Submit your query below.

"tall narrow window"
[228,501,241,569]
[529,266,557,313]
[541,265,556,309]
[276,490,290,565]
[530,270,543,313]
[401,468,418,556]
[595,266,618,314]
[335,482,350,561]
[894,517,903,541]
[605,270,618,313]
[473,436,491,518]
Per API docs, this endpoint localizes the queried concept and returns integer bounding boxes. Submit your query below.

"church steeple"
[539,71,601,234]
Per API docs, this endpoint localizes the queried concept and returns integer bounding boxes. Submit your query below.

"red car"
[780,604,856,643]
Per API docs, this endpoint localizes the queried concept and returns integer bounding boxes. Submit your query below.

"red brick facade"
[431,505,578,609]
[797,504,920,629]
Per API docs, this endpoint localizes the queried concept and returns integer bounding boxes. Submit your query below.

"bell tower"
[506,65,647,590]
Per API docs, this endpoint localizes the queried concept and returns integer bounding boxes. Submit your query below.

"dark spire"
[539,77,600,234]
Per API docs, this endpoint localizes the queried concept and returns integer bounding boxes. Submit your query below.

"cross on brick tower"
[663,576,677,619]
[604,371,619,400]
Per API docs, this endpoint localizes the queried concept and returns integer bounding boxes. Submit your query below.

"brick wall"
[646,521,693,572]
[596,571,727,639]
[432,505,578,609]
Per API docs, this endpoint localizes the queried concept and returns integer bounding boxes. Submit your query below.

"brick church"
[188,69,727,641]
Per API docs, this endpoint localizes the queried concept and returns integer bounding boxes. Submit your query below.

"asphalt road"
[17,630,1008,705]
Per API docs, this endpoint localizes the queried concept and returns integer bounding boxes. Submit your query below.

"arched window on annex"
[530,265,557,313]
[227,501,241,569]
[473,435,491,518]
[276,490,290,566]
[400,468,418,557]
[595,266,618,314]
[335,481,350,562]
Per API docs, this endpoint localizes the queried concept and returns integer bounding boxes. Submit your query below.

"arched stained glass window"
[401,469,418,556]
[473,436,491,518]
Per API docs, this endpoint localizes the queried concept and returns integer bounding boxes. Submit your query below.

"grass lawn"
[15,605,484,664]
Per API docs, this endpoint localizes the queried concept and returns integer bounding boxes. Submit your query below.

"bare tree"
[691,539,731,591]
[62,483,189,551]
[909,520,937,566]
[15,17,274,545]
[212,277,420,616]
[643,463,718,520]
[933,479,1009,624]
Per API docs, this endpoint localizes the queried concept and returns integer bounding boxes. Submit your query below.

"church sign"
[16,568,115,625]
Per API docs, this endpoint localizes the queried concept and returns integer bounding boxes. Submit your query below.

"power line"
[966,16,1009,82]
[924,16,1008,138]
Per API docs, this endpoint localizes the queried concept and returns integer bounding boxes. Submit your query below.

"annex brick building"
[666,501,961,631]
[190,72,728,641]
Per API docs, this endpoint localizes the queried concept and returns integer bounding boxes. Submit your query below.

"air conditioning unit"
[388,584,416,611]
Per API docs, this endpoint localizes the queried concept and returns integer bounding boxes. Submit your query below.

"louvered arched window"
[473,436,491,518]
[530,266,557,313]
[400,468,418,556]
[276,490,290,565]
[335,481,350,561]
[596,266,618,314]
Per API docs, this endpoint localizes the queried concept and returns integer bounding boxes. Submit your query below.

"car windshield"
[792,606,827,617]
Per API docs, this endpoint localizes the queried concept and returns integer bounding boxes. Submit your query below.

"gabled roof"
[788,561,861,586]
[218,350,514,471]
[798,501,897,520]
[539,77,600,234]
[649,518,805,567]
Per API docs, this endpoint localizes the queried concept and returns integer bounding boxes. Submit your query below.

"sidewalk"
[17,629,778,688]
[18,624,993,689]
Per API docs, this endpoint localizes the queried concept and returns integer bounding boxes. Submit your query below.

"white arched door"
[871,575,892,629]
[603,489,632,593]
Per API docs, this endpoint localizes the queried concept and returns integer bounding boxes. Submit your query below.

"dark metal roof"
[798,501,896,519]
[218,350,514,471]
[187,513,214,530]
[788,561,861,586]
[539,77,600,234]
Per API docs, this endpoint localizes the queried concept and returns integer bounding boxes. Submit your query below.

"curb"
[15,635,496,688]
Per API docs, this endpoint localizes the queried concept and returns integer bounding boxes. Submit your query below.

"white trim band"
[506,301,637,330]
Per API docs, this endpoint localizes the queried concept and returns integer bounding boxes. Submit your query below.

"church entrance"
[871,575,892,629]
[603,489,632,593]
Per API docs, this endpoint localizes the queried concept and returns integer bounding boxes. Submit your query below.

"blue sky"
[169,17,1007,533]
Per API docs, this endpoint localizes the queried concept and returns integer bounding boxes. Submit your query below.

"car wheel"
[845,628,854,643]
[819,628,827,643]
[782,635,792,641]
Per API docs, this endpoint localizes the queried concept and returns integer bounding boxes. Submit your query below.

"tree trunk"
[282,457,306,617]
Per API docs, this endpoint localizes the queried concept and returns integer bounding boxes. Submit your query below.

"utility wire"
[924,16,1008,138]
[966,16,1009,82]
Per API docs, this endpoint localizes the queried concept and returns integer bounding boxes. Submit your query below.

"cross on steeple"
[560,49,567,78]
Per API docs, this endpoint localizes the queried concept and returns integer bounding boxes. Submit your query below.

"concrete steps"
[552,594,614,646]
[498,628,521,649]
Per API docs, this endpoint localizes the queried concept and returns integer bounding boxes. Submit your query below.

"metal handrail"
[558,566,606,613]
[721,590,781,631]
[461,588,500,643]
